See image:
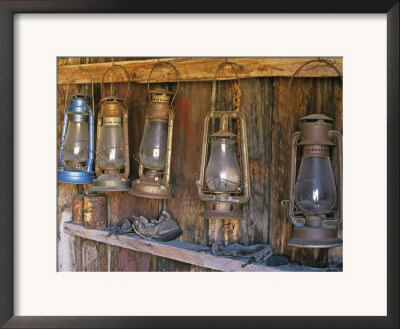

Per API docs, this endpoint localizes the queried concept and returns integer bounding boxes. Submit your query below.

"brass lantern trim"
[129,62,179,199]
[197,111,250,220]
[149,88,173,105]
[92,64,131,192]
[286,114,343,248]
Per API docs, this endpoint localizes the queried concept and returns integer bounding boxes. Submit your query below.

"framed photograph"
[1,1,398,328]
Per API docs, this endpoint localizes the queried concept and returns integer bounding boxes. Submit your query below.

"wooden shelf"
[64,222,323,272]
[57,57,343,85]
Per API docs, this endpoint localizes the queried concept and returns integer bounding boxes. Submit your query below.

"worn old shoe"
[132,211,182,242]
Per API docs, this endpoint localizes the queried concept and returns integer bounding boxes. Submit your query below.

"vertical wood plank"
[166,82,211,245]
[114,82,156,271]
[240,78,274,246]
[223,219,239,245]
[268,77,343,267]
[205,218,224,246]
[57,59,82,271]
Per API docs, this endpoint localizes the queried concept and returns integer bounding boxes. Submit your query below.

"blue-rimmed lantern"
[57,68,95,184]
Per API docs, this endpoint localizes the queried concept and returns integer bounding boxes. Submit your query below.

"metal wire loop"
[101,64,131,106]
[132,153,141,163]
[65,67,95,111]
[213,60,243,107]
[287,58,342,112]
[147,61,180,106]
[285,58,342,144]
[288,57,343,91]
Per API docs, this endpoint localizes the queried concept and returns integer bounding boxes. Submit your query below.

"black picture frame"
[1,1,398,328]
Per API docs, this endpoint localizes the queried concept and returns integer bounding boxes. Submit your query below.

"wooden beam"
[57,57,343,85]
[63,221,323,272]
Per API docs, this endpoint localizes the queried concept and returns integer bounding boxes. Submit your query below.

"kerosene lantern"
[286,114,343,248]
[197,112,250,219]
[58,68,95,184]
[129,62,179,199]
[92,64,131,192]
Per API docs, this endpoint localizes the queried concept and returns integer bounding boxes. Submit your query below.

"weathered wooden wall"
[57,57,342,271]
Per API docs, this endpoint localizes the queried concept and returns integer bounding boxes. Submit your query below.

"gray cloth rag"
[107,219,133,237]
[211,242,274,267]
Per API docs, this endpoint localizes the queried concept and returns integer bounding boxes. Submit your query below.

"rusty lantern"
[286,114,343,248]
[129,62,179,199]
[92,65,131,192]
[196,63,250,219]
[57,68,95,184]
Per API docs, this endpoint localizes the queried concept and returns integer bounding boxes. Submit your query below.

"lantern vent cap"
[300,114,334,122]
[69,93,90,110]
[149,88,174,95]
[70,93,89,100]
[210,130,236,138]
[100,96,124,103]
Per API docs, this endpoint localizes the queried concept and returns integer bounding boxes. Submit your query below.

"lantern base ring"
[288,225,342,248]
[92,174,131,192]
[129,178,172,199]
[199,200,245,220]
[57,169,96,184]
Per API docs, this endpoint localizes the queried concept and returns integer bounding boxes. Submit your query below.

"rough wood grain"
[268,77,343,267]
[57,57,343,85]
[64,221,319,272]
[56,59,83,271]
[240,78,274,246]
[112,82,158,271]
[205,219,224,247]
[153,257,193,272]
[166,82,210,246]
[57,182,79,271]
[57,58,136,272]
[223,219,240,245]
[57,57,343,271]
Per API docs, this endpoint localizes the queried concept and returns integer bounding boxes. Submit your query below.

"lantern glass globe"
[294,156,337,214]
[205,138,241,193]
[139,121,167,170]
[63,120,89,164]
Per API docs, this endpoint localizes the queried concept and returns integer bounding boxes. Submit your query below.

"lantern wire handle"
[212,60,244,187]
[285,58,342,144]
[287,58,342,114]
[212,60,243,111]
[100,63,131,106]
[147,61,180,106]
[64,67,95,111]
[288,57,342,90]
